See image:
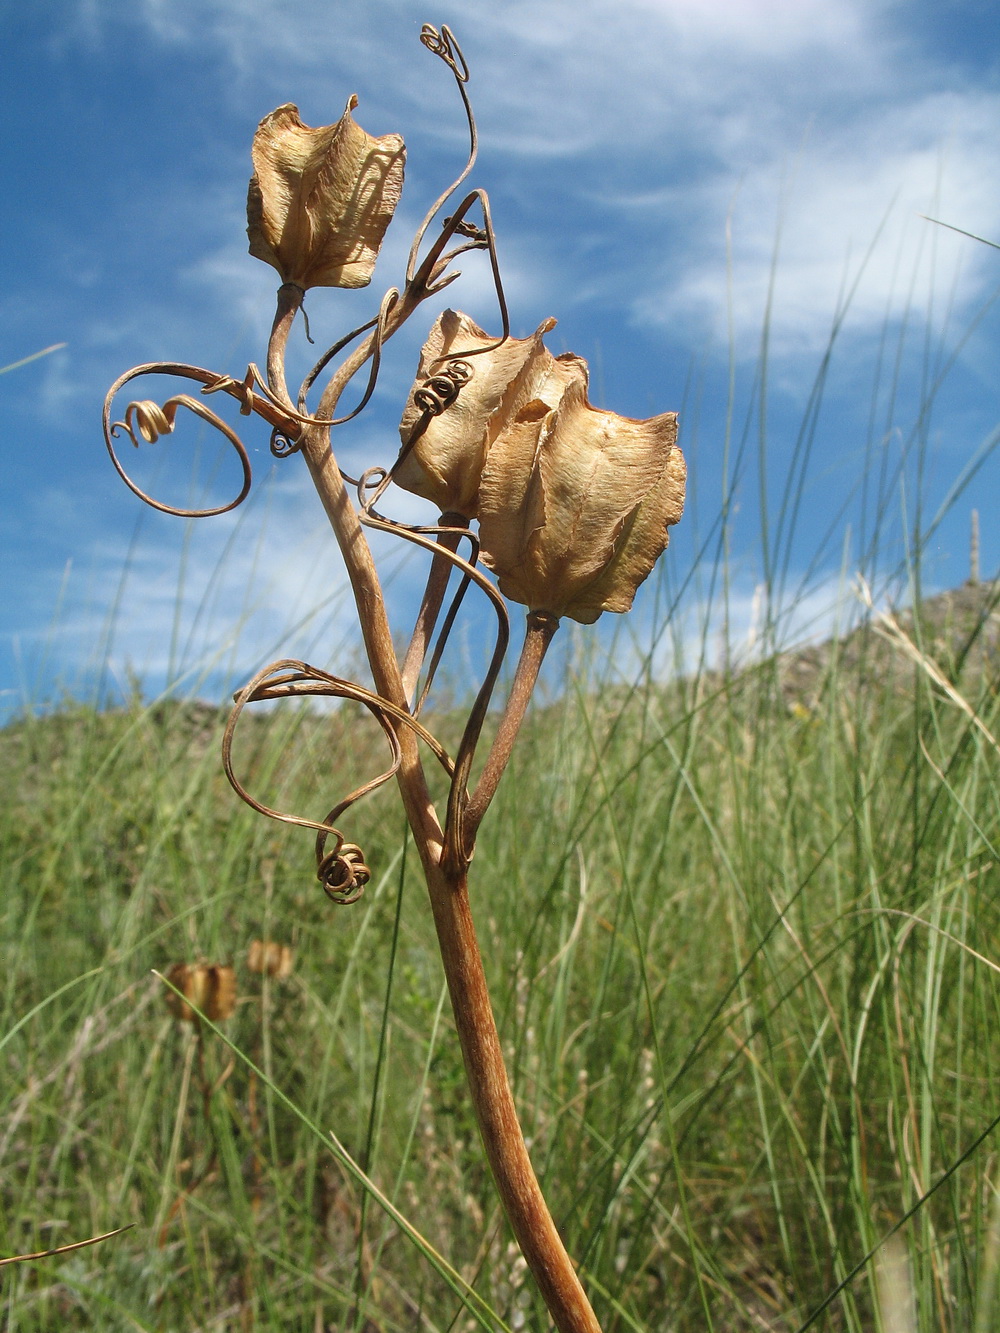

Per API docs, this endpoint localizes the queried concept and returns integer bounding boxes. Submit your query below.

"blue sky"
[2,0,999,718]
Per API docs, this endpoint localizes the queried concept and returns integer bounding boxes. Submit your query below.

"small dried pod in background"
[478,360,685,623]
[247,939,295,980]
[247,97,405,289]
[164,963,238,1024]
[395,309,573,518]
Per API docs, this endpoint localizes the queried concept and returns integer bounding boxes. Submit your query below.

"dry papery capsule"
[395,309,685,622]
[164,962,238,1024]
[247,98,405,290]
[478,361,685,624]
[395,310,561,518]
[247,939,294,979]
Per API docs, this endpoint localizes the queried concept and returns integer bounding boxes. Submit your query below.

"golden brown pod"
[247,98,404,289]
[164,963,238,1023]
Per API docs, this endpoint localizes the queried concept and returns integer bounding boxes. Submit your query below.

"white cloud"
[81,0,886,148]
[635,0,870,54]
[636,88,1000,353]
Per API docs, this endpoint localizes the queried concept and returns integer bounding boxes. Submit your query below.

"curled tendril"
[346,355,474,512]
[201,349,395,435]
[201,364,266,416]
[296,286,400,424]
[106,392,253,518]
[411,188,510,359]
[412,359,473,415]
[298,312,378,415]
[105,345,407,515]
[407,27,478,288]
[316,836,371,906]
[223,659,454,902]
[103,360,309,517]
[419,24,470,82]
[270,427,299,458]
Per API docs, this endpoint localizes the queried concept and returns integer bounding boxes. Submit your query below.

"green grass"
[4,192,1000,1329]
[2,577,1000,1331]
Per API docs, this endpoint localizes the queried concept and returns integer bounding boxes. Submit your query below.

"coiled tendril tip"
[106,391,253,518]
[317,837,371,905]
[419,24,469,83]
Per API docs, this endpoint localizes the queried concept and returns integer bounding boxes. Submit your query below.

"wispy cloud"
[59,0,1000,364]
[6,469,416,711]
[635,89,1000,353]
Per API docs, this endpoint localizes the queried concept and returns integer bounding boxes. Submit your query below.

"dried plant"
[247,939,294,980]
[103,25,684,1332]
[163,962,238,1025]
[157,963,239,1245]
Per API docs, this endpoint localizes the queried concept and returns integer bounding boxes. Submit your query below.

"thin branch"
[0,1226,133,1269]
[462,610,560,849]
[406,25,478,286]
[400,516,471,703]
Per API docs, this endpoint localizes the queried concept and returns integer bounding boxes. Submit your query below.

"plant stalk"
[464,609,560,841]
[298,421,601,1330]
[425,856,602,1333]
[400,519,467,704]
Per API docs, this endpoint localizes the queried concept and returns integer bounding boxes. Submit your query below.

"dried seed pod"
[394,310,564,517]
[164,963,238,1023]
[395,310,684,619]
[247,939,295,979]
[247,98,405,289]
[478,363,685,623]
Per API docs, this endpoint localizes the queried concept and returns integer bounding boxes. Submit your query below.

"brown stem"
[288,266,599,1328]
[400,516,468,704]
[266,284,303,411]
[426,856,602,1333]
[298,421,442,856]
[299,427,602,1329]
[300,435,600,1327]
[463,610,560,842]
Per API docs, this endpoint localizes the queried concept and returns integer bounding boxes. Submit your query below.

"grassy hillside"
[2,582,1000,1331]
